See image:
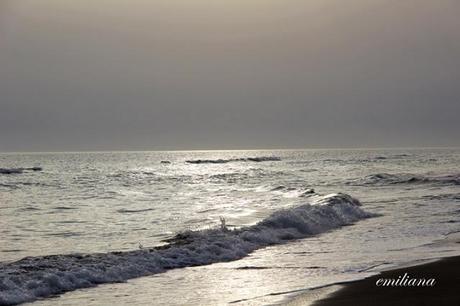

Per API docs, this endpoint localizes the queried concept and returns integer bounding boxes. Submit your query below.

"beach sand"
[293,255,460,306]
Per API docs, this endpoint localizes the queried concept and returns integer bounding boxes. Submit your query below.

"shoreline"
[287,255,460,306]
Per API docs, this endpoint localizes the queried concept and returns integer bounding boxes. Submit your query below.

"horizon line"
[1,145,459,154]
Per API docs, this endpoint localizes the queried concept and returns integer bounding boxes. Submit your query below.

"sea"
[1,148,459,305]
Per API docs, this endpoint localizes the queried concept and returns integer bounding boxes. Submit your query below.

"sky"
[0,0,459,151]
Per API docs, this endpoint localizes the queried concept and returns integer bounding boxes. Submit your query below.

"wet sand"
[310,255,460,306]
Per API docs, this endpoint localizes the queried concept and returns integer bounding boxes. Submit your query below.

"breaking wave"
[349,173,460,186]
[185,156,281,164]
[0,193,373,305]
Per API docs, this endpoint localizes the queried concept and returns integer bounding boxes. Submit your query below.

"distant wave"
[350,172,460,186]
[270,186,316,197]
[108,166,286,187]
[0,181,51,190]
[421,193,460,201]
[208,168,286,183]
[0,193,373,305]
[372,153,411,160]
[0,167,42,175]
[116,208,155,214]
[186,156,281,164]
[321,154,412,164]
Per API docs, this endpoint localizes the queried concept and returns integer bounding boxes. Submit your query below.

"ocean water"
[1,149,460,305]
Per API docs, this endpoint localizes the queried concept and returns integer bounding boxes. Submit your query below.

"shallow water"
[1,148,460,305]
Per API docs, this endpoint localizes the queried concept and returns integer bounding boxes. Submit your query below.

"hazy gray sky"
[1,0,459,151]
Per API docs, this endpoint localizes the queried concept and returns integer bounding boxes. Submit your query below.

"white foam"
[0,193,374,305]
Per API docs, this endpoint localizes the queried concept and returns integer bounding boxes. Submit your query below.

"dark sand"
[312,256,460,306]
